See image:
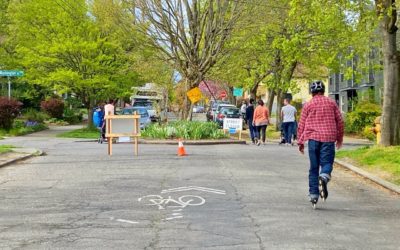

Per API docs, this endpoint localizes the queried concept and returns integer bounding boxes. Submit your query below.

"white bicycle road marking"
[138,195,206,210]
[116,219,139,224]
[139,187,226,221]
[161,186,226,195]
[110,217,139,224]
[164,216,183,221]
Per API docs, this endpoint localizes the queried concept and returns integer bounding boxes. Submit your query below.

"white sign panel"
[223,118,243,131]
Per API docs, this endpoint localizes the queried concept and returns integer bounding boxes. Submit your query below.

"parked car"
[193,105,205,113]
[133,101,158,122]
[121,106,151,129]
[215,107,241,128]
[207,100,230,121]
[214,103,235,121]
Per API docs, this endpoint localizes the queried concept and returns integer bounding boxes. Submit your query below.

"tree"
[135,0,242,119]
[211,0,376,128]
[375,0,400,145]
[7,0,143,126]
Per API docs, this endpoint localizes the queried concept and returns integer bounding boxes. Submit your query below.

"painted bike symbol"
[138,195,205,210]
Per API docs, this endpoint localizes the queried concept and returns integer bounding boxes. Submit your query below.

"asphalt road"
[0,129,399,250]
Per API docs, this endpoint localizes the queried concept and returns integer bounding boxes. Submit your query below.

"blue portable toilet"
[93,108,104,127]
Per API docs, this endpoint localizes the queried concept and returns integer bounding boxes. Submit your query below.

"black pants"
[255,125,267,143]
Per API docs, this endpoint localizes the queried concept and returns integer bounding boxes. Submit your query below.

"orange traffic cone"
[177,139,187,156]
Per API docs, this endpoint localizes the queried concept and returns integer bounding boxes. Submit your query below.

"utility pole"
[7,76,11,99]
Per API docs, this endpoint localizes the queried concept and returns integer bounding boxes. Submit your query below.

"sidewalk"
[0,125,81,168]
[239,129,373,146]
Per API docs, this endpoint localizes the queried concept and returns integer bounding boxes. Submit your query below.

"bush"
[45,118,69,126]
[8,123,48,136]
[41,98,64,119]
[345,101,381,134]
[0,97,23,130]
[362,126,376,141]
[143,121,227,140]
[63,108,83,124]
[23,108,48,123]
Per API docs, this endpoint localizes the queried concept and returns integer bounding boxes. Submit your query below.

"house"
[328,50,383,113]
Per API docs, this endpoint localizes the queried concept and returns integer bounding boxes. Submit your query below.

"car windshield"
[133,102,153,108]
[221,108,240,115]
[122,108,149,116]
[212,101,229,109]
[217,104,234,112]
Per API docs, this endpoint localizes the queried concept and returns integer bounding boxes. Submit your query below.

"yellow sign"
[186,87,202,104]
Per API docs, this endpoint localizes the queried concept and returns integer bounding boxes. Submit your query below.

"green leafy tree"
[7,0,143,126]
[211,0,376,127]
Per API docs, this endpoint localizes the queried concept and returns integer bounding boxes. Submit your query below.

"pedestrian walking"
[253,99,269,146]
[245,99,256,144]
[297,80,344,207]
[281,98,297,146]
[104,99,115,116]
[240,100,247,122]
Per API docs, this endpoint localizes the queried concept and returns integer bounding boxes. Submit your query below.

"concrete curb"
[0,149,43,169]
[74,139,247,145]
[335,159,400,195]
[139,139,246,145]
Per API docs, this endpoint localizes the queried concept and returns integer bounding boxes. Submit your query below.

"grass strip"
[0,145,15,154]
[336,146,400,185]
[57,127,99,139]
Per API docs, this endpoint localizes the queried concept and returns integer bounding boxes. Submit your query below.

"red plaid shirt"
[297,95,344,145]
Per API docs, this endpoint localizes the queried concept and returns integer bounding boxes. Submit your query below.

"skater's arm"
[334,104,344,149]
[297,105,308,145]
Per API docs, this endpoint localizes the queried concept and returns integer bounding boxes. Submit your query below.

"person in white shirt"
[281,98,297,145]
[104,100,115,116]
[240,100,247,121]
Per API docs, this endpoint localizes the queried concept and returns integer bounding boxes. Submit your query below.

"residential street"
[0,129,399,250]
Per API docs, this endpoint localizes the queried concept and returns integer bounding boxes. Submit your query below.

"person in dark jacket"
[245,98,256,144]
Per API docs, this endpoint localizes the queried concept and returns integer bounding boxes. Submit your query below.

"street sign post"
[0,70,24,98]
[0,70,24,77]
[186,87,203,104]
[233,88,243,97]
[220,91,227,99]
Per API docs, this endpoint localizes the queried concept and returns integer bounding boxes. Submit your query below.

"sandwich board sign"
[223,118,243,139]
[105,114,141,156]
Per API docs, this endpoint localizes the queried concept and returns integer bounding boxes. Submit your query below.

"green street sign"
[0,70,24,77]
[233,87,243,97]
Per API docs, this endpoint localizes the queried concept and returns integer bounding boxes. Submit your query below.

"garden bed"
[142,121,228,140]
[0,120,48,137]
[57,121,230,141]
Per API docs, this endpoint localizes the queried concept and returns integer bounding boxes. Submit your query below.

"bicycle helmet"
[310,80,325,94]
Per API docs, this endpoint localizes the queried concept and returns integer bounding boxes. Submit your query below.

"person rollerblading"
[297,80,344,209]
[309,195,318,209]
[319,176,328,201]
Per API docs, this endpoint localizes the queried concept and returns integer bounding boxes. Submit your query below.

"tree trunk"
[87,98,96,128]
[275,90,284,131]
[379,1,400,146]
[87,108,94,128]
[182,78,197,121]
[250,81,260,99]
[266,89,275,115]
[186,102,194,121]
